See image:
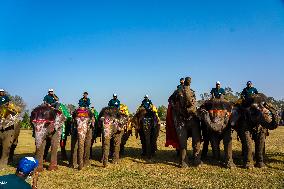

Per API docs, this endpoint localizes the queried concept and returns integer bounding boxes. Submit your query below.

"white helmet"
[48,89,54,92]
[216,81,221,85]
[144,95,149,98]
[113,93,117,97]
[0,89,4,92]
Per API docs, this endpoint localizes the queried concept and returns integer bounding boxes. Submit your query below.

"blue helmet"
[17,157,38,176]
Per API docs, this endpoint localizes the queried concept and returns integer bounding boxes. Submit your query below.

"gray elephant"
[198,98,235,168]
[0,104,21,168]
[31,105,66,171]
[69,108,94,170]
[132,107,160,159]
[99,107,128,167]
[231,94,279,169]
[168,77,202,168]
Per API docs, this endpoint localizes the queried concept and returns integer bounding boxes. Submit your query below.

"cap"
[144,95,149,98]
[17,157,38,176]
[216,81,221,85]
[113,93,117,97]
[48,89,54,92]
[0,89,4,92]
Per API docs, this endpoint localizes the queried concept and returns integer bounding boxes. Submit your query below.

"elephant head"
[0,105,20,130]
[231,93,279,130]
[198,99,232,133]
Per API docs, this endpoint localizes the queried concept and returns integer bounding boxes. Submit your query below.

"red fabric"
[165,104,180,149]
[77,108,89,118]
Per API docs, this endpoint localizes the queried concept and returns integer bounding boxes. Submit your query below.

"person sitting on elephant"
[141,95,153,110]
[0,89,10,106]
[177,78,185,90]
[78,92,91,108]
[108,94,120,109]
[43,89,59,109]
[210,81,225,99]
[0,157,39,189]
[241,81,258,100]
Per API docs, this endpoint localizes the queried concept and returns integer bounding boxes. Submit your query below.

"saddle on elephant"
[165,104,180,149]
[76,108,90,118]
[119,104,130,116]
[0,103,21,119]
[201,99,233,118]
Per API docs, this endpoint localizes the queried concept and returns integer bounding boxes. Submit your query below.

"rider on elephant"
[108,94,120,109]
[177,78,185,90]
[210,81,225,99]
[241,81,258,100]
[78,92,91,108]
[43,89,59,109]
[141,95,152,110]
[0,89,10,106]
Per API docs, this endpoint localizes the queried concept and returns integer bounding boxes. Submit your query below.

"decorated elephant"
[69,108,94,170]
[31,105,66,171]
[0,103,21,167]
[168,77,202,168]
[198,98,235,168]
[231,93,279,169]
[43,104,72,161]
[132,106,160,159]
[110,104,132,156]
[99,107,128,167]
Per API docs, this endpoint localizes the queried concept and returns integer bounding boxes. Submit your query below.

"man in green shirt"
[43,89,59,109]
[108,94,120,109]
[210,81,225,99]
[78,92,91,108]
[0,89,10,106]
[241,81,258,99]
[177,78,185,90]
[0,157,38,189]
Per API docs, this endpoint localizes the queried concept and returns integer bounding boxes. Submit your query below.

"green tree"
[157,105,167,121]
[19,111,32,129]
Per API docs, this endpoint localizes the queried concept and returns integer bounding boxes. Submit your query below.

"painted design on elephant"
[76,117,90,139]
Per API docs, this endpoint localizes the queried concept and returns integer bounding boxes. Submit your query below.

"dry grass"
[1,127,284,189]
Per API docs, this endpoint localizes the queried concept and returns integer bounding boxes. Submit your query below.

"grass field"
[1,127,284,189]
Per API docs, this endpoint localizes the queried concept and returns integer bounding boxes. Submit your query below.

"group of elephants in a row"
[0,82,280,171]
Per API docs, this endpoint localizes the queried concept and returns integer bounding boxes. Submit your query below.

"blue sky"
[0,0,284,112]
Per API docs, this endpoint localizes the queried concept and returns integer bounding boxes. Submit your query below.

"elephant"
[99,107,129,167]
[198,98,235,168]
[69,108,94,170]
[132,107,160,159]
[31,105,66,171]
[0,104,21,167]
[231,93,279,169]
[168,77,202,168]
[43,104,72,161]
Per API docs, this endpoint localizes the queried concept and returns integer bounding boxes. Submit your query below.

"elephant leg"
[176,124,188,168]
[83,128,92,167]
[120,132,130,156]
[0,130,14,167]
[138,129,146,156]
[102,137,110,167]
[255,128,267,168]
[211,136,220,161]
[69,133,78,168]
[239,129,254,169]
[151,123,160,155]
[113,132,123,164]
[9,124,20,163]
[201,136,209,160]
[36,139,46,172]
[191,120,202,166]
[48,131,60,171]
[223,129,235,168]
[109,138,115,159]
[43,137,51,162]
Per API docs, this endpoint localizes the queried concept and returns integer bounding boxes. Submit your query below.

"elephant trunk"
[260,105,279,130]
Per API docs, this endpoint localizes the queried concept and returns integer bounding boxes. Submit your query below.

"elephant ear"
[260,104,280,130]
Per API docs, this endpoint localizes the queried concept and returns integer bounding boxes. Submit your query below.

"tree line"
[5,87,284,129]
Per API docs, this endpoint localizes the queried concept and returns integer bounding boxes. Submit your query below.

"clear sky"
[0,0,284,112]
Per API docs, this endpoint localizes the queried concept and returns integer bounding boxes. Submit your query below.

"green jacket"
[0,174,31,189]
[43,94,58,104]
[210,88,225,99]
[0,95,10,106]
[241,87,258,99]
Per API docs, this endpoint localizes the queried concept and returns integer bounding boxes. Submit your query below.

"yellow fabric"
[0,103,20,119]
[120,104,130,116]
